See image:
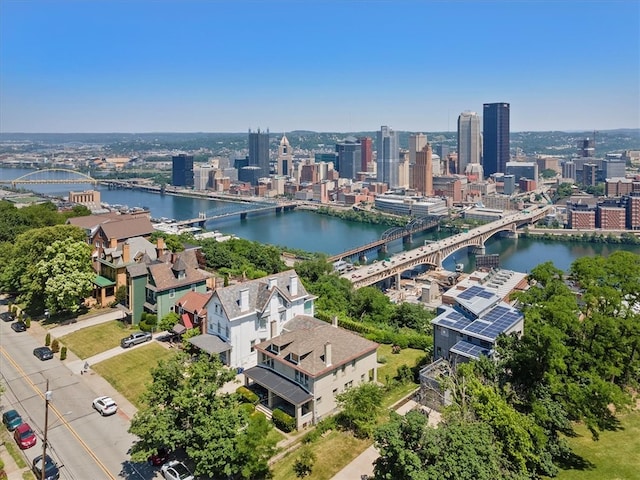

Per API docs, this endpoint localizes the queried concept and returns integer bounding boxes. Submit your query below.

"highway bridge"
[0,168,98,186]
[173,200,297,227]
[341,206,551,289]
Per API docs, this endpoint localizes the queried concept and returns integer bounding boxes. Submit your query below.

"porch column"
[267,390,274,408]
[296,404,302,430]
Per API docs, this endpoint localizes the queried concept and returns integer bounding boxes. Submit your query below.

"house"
[143,248,211,321]
[189,270,315,369]
[431,284,524,363]
[244,315,379,429]
[172,291,212,335]
[93,236,158,306]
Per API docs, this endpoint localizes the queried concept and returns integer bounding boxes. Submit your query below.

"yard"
[58,320,131,359]
[92,343,176,408]
[554,410,640,480]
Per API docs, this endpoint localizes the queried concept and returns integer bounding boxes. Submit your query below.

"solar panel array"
[463,305,522,340]
[450,340,490,359]
[458,285,495,301]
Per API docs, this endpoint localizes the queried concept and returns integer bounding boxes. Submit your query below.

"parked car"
[14,423,37,449]
[92,396,118,416]
[2,409,23,431]
[148,447,170,466]
[11,321,27,332]
[0,312,14,322]
[32,454,60,480]
[120,331,152,348]
[33,346,54,361]
[161,460,194,480]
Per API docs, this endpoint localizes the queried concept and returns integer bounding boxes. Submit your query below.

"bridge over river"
[341,206,551,289]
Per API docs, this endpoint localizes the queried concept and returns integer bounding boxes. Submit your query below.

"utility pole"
[42,379,52,480]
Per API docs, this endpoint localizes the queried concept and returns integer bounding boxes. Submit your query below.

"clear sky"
[1,0,638,133]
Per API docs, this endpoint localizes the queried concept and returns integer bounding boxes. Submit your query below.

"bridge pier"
[379,244,388,254]
[359,254,368,264]
[469,245,486,255]
[240,212,247,220]
[403,234,412,244]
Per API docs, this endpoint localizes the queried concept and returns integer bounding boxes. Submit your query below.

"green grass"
[554,410,640,480]
[271,429,370,480]
[376,344,428,386]
[92,343,175,408]
[1,428,27,469]
[58,321,130,359]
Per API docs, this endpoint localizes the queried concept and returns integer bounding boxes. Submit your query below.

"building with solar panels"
[431,284,524,363]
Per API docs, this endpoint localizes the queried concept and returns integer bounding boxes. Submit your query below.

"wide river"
[2,167,640,272]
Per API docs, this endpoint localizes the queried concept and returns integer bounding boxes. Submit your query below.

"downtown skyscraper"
[376,126,399,188]
[248,128,270,178]
[482,103,510,177]
[457,111,481,175]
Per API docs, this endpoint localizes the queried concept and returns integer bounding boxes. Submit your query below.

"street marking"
[0,345,116,480]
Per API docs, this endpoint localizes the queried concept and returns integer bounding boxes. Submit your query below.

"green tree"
[392,302,435,332]
[158,311,180,333]
[293,446,316,478]
[336,382,383,438]
[349,287,395,326]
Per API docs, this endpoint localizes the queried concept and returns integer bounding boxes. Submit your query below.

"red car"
[14,423,37,449]
[148,447,170,466]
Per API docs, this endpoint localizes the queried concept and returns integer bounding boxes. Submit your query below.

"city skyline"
[1,1,638,134]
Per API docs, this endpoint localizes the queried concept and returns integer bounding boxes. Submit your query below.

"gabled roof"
[210,270,310,320]
[66,212,123,229]
[176,291,212,314]
[147,251,209,292]
[96,216,154,241]
[255,315,378,377]
[103,237,157,265]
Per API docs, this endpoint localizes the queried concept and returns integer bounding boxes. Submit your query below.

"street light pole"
[42,379,52,480]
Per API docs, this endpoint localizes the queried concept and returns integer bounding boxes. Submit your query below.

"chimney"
[289,274,298,296]
[239,288,249,312]
[109,237,118,249]
[270,320,278,338]
[268,277,277,289]
[156,237,166,257]
[332,316,338,328]
[122,242,130,262]
[324,342,332,367]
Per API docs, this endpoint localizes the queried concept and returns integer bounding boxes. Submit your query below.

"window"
[351,360,356,370]
[191,283,197,291]
[250,340,256,352]
[345,380,353,389]
[341,365,346,376]
[288,353,299,364]
[169,289,176,298]
[332,388,338,396]
[295,370,309,387]
[269,344,280,354]
[258,318,267,330]
[316,396,322,404]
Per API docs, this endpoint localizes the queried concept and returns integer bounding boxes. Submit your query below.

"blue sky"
[1,0,638,133]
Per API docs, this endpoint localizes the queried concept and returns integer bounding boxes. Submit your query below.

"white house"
[189,270,315,370]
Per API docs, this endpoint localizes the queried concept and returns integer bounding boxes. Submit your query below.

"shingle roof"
[98,217,154,241]
[212,270,309,320]
[66,212,123,229]
[255,315,378,377]
[147,251,209,291]
[176,291,213,314]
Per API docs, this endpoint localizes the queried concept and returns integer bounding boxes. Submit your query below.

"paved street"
[0,302,161,480]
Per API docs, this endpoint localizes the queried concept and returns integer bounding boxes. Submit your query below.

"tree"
[129,352,276,479]
[349,287,395,326]
[336,382,383,438]
[392,302,435,332]
[158,311,179,333]
[293,446,316,478]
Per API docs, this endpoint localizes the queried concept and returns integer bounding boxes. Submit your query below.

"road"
[0,304,157,480]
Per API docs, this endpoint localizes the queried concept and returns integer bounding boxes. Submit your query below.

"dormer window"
[269,344,280,355]
[288,353,299,365]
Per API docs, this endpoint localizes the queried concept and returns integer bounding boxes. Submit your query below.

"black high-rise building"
[248,129,270,182]
[172,153,194,187]
[482,102,510,177]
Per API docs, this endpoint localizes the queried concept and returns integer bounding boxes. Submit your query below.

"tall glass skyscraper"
[376,125,399,188]
[457,111,481,175]
[482,103,510,177]
[172,153,194,187]
[248,128,270,181]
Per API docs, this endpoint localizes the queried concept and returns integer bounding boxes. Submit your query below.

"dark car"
[2,409,23,431]
[120,331,152,348]
[32,454,60,480]
[33,346,54,361]
[0,311,14,322]
[11,321,27,332]
[14,422,37,449]
[148,447,170,466]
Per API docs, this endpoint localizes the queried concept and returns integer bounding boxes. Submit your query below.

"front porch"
[188,333,233,366]
[244,366,314,430]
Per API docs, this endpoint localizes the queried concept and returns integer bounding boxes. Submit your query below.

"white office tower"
[377,125,400,188]
[409,133,427,165]
[457,111,482,174]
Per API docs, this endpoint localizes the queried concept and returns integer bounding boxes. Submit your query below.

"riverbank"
[523,227,640,244]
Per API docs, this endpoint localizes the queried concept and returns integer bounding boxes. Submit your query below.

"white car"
[92,396,118,416]
[161,460,194,480]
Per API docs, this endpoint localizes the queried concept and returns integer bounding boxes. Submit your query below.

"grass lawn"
[554,410,640,480]
[271,429,370,480]
[92,343,175,408]
[58,320,130,359]
[376,344,428,386]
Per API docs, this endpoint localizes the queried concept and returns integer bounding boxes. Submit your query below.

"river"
[2,167,640,272]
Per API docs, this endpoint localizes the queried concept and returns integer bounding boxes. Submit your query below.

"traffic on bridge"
[341,205,551,289]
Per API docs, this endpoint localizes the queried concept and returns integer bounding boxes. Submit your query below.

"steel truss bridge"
[341,206,551,289]
[0,168,98,187]
[327,215,442,263]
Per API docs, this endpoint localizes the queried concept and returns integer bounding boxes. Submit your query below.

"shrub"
[377,355,388,364]
[272,408,296,433]
[60,346,67,360]
[302,417,337,444]
[293,446,316,478]
[45,333,51,346]
[238,402,255,415]
[50,339,60,353]
[236,386,260,405]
